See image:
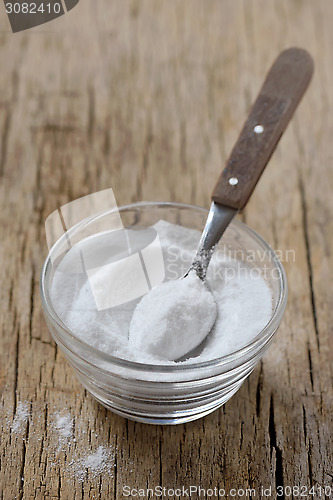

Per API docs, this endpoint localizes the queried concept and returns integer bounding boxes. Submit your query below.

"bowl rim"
[40,201,288,373]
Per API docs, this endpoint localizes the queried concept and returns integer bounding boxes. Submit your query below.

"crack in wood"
[13,311,19,414]
[8,279,14,310]
[103,116,111,157]
[158,431,163,488]
[269,395,284,496]
[32,337,56,348]
[29,266,35,345]
[256,360,263,417]
[18,405,30,500]
[299,176,320,351]
[57,473,62,499]
[113,433,118,499]
[308,445,313,488]
[302,404,307,445]
[307,342,314,391]
[0,107,11,178]
[240,420,244,448]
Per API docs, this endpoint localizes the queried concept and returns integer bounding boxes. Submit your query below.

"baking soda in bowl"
[49,220,273,365]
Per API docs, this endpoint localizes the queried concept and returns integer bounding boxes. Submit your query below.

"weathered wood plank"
[0,1,332,499]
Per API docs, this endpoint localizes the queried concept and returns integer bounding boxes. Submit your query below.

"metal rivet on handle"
[254,124,264,134]
[228,177,239,186]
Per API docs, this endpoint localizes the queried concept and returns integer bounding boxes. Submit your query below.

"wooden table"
[1,1,332,498]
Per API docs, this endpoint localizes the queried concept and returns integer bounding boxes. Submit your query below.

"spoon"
[129,48,314,362]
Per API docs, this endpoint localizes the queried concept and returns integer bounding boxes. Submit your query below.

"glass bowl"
[40,202,288,425]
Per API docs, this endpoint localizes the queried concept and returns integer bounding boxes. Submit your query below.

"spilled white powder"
[50,220,273,364]
[55,412,73,450]
[129,271,217,361]
[3,399,116,484]
[81,446,110,474]
[11,401,30,434]
[67,446,115,483]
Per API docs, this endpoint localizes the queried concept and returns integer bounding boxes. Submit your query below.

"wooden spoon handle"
[212,47,314,210]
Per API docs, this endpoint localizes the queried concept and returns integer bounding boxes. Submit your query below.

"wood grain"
[0,1,332,499]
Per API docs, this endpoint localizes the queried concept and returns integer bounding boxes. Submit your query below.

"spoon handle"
[212,47,314,210]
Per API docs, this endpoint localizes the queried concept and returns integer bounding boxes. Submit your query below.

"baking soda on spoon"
[128,271,216,361]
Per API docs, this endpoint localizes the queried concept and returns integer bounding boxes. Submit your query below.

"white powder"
[55,413,73,438]
[129,271,217,361]
[11,401,30,434]
[82,445,109,470]
[67,446,115,483]
[3,399,116,484]
[50,220,273,364]
[55,412,73,450]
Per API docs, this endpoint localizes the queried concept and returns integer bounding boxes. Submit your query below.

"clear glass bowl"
[40,202,288,425]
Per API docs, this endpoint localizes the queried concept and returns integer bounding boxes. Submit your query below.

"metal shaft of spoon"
[185,202,237,281]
